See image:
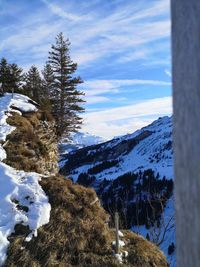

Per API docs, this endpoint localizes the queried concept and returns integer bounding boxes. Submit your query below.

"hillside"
[60,116,173,181]
[0,93,168,267]
[60,116,175,265]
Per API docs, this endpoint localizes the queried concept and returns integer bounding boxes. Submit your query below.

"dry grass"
[5,175,168,267]
[4,110,169,267]
[110,230,169,267]
[5,175,121,267]
[4,111,57,173]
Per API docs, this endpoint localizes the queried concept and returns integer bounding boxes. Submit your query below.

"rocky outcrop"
[4,110,58,175]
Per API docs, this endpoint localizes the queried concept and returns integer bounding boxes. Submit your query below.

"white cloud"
[85,95,111,104]
[0,22,62,52]
[41,0,87,21]
[82,96,172,139]
[129,0,169,21]
[118,50,148,63]
[83,79,171,96]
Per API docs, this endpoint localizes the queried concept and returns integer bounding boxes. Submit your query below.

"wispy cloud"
[0,0,170,68]
[85,95,111,104]
[82,96,172,138]
[41,0,90,21]
[83,79,171,96]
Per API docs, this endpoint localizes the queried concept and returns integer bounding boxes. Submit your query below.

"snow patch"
[112,240,125,247]
[0,93,50,266]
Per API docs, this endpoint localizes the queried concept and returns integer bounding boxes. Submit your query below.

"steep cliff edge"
[1,94,168,267]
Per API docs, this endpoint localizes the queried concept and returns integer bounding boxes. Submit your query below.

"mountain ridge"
[60,116,173,182]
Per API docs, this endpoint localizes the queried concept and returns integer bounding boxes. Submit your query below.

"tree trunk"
[171,1,200,266]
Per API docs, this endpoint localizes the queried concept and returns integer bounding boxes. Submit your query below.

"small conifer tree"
[9,63,23,93]
[24,65,42,102]
[0,58,10,93]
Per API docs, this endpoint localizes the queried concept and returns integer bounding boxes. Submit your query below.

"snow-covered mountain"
[59,132,105,155]
[60,116,176,266]
[61,116,173,181]
[59,132,105,167]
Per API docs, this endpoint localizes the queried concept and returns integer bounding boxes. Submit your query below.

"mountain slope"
[59,132,105,167]
[60,116,175,265]
[60,116,173,181]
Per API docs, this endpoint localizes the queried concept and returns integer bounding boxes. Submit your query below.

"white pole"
[115,212,119,254]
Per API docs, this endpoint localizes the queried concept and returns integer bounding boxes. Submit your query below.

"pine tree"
[41,63,55,110]
[42,63,54,97]
[0,58,10,93]
[9,63,23,93]
[48,32,85,138]
[0,59,24,94]
[24,65,42,103]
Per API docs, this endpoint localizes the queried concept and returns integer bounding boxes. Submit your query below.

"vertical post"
[115,212,119,254]
[171,1,200,266]
[0,82,2,96]
[10,69,14,98]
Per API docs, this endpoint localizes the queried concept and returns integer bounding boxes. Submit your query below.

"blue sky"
[0,0,172,139]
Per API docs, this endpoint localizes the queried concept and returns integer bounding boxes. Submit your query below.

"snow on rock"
[114,253,123,264]
[0,163,51,265]
[0,93,37,146]
[0,93,50,266]
[114,249,128,264]
[9,94,37,113]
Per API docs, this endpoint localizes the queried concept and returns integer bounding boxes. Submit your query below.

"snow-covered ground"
[0,94,51,266]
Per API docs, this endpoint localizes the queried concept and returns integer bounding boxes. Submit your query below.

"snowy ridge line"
[0,93,51,266]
